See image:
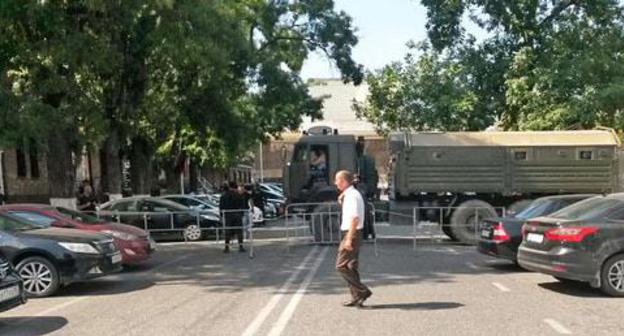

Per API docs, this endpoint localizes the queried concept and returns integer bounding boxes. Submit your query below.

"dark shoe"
[223,246,230,253]
[356,290,373,306]
[342,299,361,307]
[239,246,246,253]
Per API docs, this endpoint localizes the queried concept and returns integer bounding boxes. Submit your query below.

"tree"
[0,0,363,196]
[358,0,624,132]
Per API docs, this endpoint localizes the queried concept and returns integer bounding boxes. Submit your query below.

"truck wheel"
[600,254,624,297]
[450,200,497,245]
[441,224,457,241]
[309,203,341,243]
[507,200,533,217]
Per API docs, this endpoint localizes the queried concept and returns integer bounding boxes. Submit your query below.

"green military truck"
[284,128,622,244]
[389,129,622,243]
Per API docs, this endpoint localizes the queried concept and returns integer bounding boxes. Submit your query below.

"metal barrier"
[284,202,378,256]
[82,203,512,259]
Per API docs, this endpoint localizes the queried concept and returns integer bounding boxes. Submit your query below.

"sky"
[300,0,487,80]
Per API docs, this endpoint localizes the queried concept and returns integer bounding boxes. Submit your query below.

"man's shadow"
[364,302,464,311]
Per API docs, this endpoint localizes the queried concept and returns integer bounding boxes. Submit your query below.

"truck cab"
[284,132,358,203]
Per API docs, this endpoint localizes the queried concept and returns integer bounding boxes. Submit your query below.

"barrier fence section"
[284,202,378,256]
[90,203,511,259]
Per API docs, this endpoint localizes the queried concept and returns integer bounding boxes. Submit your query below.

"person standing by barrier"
[219,181,246,253]
[76,180,97,213]
[335,170,372,308]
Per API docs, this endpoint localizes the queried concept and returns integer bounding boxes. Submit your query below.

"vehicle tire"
[450,200,497,245]
[441,223,457,241]
[183,223,203,242]
[507,199,533,217]
[600,254,624,297]
[16,256,61,298]
[309,203,341,243]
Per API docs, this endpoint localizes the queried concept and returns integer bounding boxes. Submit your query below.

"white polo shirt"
[341,185,365,231]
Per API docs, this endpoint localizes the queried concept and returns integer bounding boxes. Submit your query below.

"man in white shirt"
[335,170,372,308]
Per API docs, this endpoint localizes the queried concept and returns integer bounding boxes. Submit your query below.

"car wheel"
[601,254,624,297]
[183,224,203,242]
[17,257,60,298]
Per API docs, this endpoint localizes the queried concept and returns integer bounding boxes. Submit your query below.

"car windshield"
[514,200,554,220]
[549,197,624,220]
[55,207,105,224]
[0,214,45,231]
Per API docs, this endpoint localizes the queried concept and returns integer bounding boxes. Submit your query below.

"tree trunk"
[46,131,76,198]
[102,131,122,195]
[129,137,154,195]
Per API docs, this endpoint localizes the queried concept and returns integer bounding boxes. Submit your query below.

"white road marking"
[491,282,510,292]
[544,318,572,334]
[465,262,481,270]
[267,247,329,336]
[445,247,459,255]
[241,246,320,336]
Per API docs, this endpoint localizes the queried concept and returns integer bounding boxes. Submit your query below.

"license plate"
[527,233,544,244]
[111,253,122,264]
[0,285,20,303]
[481,229,491,238]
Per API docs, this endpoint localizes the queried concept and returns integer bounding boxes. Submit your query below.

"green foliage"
[0,0,362,169]
[359,0,624,132]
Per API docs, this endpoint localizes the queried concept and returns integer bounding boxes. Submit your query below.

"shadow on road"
[365,302,464,311]
[55,279,155,297]
[0,316,68,336]
[538,281,607,298]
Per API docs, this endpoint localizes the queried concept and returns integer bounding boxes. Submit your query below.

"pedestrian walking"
[335,170,372,308]
[219,181,246,253]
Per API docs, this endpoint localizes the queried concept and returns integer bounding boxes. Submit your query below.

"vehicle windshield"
[55,207,105,224]
[0,214,45,232]
[549,197,624,220]
[514,200,554,220]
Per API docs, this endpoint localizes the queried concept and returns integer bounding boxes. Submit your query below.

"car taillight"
[492,222,510,242]
[544,226,598,243]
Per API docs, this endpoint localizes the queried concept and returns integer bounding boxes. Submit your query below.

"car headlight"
[58,242,100,254]
[101,230,138,241]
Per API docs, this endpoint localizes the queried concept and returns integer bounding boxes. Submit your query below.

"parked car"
[518,194,624,296]
[0,204,155,265]
[0,212,122,297]
[160,195,220,218]
[478,194,596,262]
[0,252,27,312]
[99,197,218,241]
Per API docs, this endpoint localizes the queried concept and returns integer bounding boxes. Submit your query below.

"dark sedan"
[99,197,218,241]
[0,253,27,312]
[478,194,595,262]
[518,194,624,296]
[0,213,122,297]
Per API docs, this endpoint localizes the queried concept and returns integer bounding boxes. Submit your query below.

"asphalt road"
[0,239,621,336]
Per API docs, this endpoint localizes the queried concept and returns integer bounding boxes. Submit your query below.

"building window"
[514,151,528,161]
[29,139,39,179]
[16,146,27,178]
[579,151,593,160]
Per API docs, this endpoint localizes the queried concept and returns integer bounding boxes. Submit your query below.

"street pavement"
[0,239,622,336]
